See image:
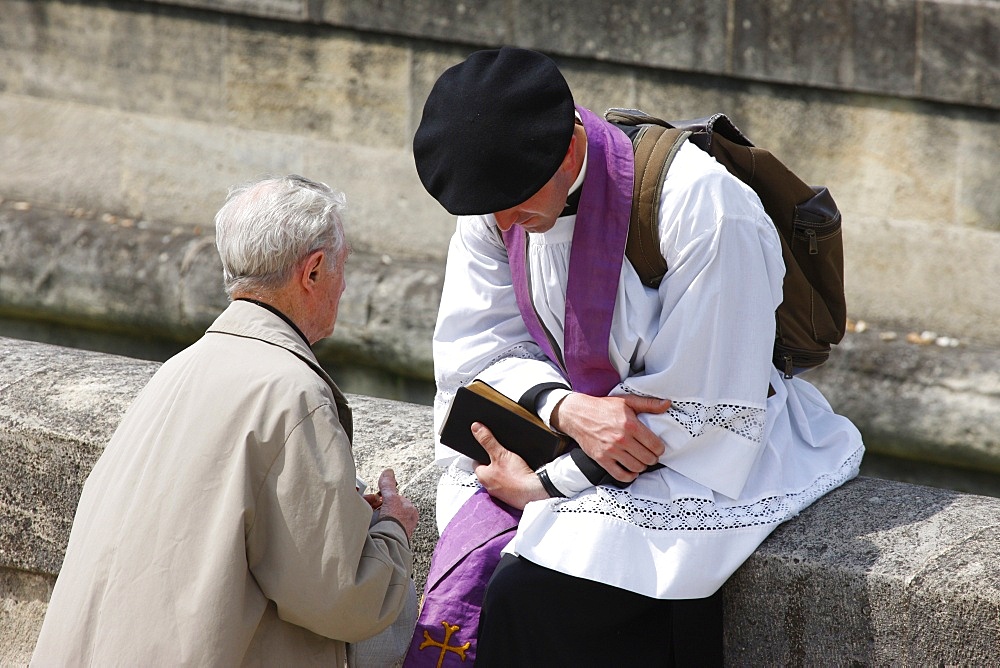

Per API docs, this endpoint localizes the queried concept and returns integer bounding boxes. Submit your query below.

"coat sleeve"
[245,403,413,643]
[432,215,568,462]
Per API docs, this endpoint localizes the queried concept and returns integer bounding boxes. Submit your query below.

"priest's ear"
[559,123,587,175]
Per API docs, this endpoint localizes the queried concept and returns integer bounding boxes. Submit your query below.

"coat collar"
[207,300,353,441]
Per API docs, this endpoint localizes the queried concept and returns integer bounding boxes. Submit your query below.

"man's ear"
[299,249,326,291]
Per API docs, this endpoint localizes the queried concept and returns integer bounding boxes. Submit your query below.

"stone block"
[726,476,1000,665]
[0,1,227,122]
[0,200,441,377]
[850,0,918,95]
[513,0,728,73]
[731,0,857,88]
[806,101,956,227]
[0,342,160,575]
[839,216,1000,349]
[955,114,1000,231]
[322,0,513,45]
[223,26,413,149]
[810,325,1000,473]
[0,87,447,260]
[0,201,229,341]
[920,0,1000,108]
[0,97,126,215]
[729,0,920,96]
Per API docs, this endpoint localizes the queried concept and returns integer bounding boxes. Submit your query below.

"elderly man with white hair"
[32,175,418,666]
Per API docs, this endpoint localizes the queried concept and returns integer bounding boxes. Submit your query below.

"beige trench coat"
[31,301,413,666]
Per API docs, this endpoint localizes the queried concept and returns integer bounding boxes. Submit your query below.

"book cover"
[438,380,572,470]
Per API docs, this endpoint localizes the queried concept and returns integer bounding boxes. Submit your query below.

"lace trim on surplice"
[667,400,767,443]
[550,447,863,532]
[439,462,482,490]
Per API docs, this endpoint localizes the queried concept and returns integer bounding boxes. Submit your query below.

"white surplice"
[431,140,864,599]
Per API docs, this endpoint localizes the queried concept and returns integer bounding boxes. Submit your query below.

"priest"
[406,47,863,666]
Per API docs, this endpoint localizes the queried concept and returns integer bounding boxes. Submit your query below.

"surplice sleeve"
[538,145,787,500]
[432,215,568,464]
[614,147,786,499]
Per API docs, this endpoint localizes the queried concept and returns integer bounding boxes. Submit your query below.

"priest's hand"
[552,393,671,483]
[472,422,550,509]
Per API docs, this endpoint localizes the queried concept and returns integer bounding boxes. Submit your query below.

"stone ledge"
[2,338,999,664]
[133,0,1000,110]
[728,476,1000,665]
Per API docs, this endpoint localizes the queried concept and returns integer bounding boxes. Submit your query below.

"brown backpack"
[605,108,847,377]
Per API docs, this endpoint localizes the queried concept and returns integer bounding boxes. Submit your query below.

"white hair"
[214,175,347,298]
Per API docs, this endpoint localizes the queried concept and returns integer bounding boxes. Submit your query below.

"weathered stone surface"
[729,0,929,100]
[850,0,919,96]
[0,341,159,575]
[322,0,514,45]
[732,0,858,89]
[841,216,1000,346]
[727,477,1000,665]
[224,26,413,149]
[920,0,1000,108]
[0,1,228,122]
[515,0,729,73]
[0,201,228,341]
[0,570,54,667]
[0,200,439,378]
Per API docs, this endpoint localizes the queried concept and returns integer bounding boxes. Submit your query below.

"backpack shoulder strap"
[626,125,690,288]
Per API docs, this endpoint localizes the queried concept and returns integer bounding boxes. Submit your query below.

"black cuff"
[570,448,665,489]
[570,448,611,485]
[536,468,566,498]
[518,382,571,414]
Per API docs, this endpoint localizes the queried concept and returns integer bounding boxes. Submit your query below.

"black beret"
[412,47,576,215]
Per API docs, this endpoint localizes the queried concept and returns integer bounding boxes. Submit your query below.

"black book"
[438,380,572,471]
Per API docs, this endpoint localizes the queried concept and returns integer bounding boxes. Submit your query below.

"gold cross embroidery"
[418,620,471,667]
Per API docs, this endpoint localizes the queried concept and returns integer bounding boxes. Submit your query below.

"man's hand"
[472,422,550,510]
[552,393,671,483]
[375,468,419,540]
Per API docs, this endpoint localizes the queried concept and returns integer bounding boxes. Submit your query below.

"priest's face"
[492,176,568,234]
[491,125,584,234]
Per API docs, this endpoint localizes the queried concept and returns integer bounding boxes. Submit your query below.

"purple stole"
[404,107,634,667]
[403,491,520,666]
[502,104,634,397]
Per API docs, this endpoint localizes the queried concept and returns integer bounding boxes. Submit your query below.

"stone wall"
[1,1,999,512]
[1,0,998,346]
[2,338,999,665]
